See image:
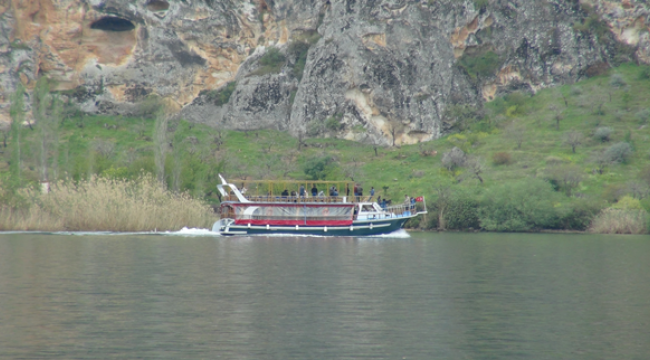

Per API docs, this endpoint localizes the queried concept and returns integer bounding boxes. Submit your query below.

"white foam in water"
[367,229,411,238]
[163,227,219,237]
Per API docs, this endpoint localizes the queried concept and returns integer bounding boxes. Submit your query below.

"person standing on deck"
[299,185,305,198]
[370,187,375,200]
[311,185,318,197]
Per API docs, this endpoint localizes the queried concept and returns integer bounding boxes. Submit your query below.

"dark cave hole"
[90,17,135,32]
[146,0,170,11]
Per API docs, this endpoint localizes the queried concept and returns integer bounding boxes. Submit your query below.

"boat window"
[362,205,374,212]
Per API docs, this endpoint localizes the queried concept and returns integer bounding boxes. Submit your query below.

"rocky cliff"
[1,0,648,145]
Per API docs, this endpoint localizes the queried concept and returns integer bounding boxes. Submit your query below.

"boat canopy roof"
[224,178,357,197]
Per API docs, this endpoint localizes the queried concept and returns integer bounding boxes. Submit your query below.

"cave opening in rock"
[146,0,170,11]
[90,17,135,32]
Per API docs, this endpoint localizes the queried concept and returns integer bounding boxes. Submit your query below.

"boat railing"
[377,203,425,218]
[222,195,372,204]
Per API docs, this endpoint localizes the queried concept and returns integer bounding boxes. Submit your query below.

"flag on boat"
[415,196,424,202]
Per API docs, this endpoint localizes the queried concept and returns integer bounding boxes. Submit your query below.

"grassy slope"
[2,64,650,212]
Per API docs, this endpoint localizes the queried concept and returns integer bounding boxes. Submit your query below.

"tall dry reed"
[588,208,648,234]
[1,176,216,231]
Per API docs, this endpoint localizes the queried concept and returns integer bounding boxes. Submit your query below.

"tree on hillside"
[303,154,334,180]
[548,104,564,130]
[505,122,526,149]
[279,150,298,178]
[563,130,584,153]
[343,158,365,182]
[463,156,486,184]
[32,77,61,183]
[442,147,466,171]
[546,164,583,196]
[433,186,451,230]
[385,121,404,147]
[208,129,227,152]
[153,99,169,184]
[625,180,650,200]
[9,85,25,187]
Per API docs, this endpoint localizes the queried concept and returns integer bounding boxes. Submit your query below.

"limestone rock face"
[1,0,648,144]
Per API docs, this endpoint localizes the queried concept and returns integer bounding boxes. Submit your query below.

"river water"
[0,231,648,360]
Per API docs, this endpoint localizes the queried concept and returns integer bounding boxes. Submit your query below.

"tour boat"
[212,175,427,236]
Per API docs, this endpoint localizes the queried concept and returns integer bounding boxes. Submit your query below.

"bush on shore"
[477,179,561,232]
[589,208,648,234]
[0,175,216,232]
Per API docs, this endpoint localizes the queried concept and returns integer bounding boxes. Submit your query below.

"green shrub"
[478,179,561,232]
[458,50,502,80]
[612,195,643,210]
[605,142,633,163]
[609,73,627,88]
[306,119,324,136]
[201,81,237,106]
[303,155,335,180]
[325,116,343,132]
[557,198,604,231]
[288,41,312,80]
[473,0,488,10]
[445,190,481,230]
[444,104,480,131]
[573,4,610,40]
[492,152,512,165]
[594,126,613,142]
[635,109,650,124]
[250,47,286,76]
[259,47,285,67]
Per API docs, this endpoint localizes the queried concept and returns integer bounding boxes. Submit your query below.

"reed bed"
[588,208,648,235]
[0,176,216,232]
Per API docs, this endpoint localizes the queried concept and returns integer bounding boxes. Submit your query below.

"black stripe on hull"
[221,218,410,236]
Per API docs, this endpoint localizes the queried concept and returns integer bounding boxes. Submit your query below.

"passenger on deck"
[311,185,318,197]
[299,185,305,197]
[281,189,289,197]
[370,187,375,200]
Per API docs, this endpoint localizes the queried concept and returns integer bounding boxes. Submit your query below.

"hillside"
[2,63,650,232]
[2,0,649,147]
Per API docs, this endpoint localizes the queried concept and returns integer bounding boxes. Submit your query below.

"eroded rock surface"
[1,0,648,144]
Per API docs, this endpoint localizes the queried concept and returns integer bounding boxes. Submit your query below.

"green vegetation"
[200,81,237,106]
[288,32,321,80]
[2,63,650,233]
[473,0,488,10]
[10,40,31,50]
[458,50,502,81]
[573,3,610,40]
[249,47,286,77]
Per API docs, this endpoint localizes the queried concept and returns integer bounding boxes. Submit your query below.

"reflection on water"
[0,232,649,359]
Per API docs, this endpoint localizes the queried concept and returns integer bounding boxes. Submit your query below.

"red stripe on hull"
[234,219,353,226]
[230,203,354,208]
